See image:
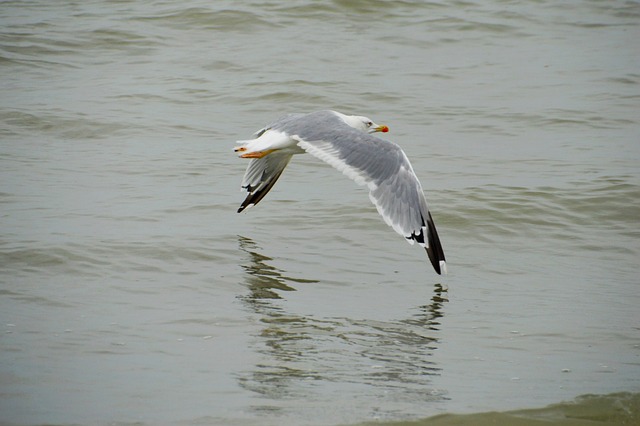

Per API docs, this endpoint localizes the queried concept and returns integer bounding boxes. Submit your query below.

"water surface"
[1,1,639,425]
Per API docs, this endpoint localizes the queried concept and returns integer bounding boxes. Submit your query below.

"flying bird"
[234,110,446,275]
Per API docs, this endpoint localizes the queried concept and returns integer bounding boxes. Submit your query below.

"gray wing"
[237,153,293,213]
[283,112,446,274]
[237,113,308,212]
[253,113,306,137]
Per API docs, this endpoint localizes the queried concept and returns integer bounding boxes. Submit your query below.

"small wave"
[1,239,237,280]
[0,288,75,308]
[1,245,109,278]
[359,391,640,425]
[272,0,441,21]
[443,178,640,248]
[132,7,274,32]
[0,109,128,139]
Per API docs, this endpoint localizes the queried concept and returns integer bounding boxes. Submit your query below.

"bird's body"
[234,110,447,275]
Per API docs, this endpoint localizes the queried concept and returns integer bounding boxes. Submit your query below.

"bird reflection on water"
[236,235,449,408]
[238,237,447,410]
[237,235,318,302]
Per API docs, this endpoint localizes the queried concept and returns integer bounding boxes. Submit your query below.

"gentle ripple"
[1,0,639,425]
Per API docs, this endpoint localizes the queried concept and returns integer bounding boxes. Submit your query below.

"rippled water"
[1,1,639,425]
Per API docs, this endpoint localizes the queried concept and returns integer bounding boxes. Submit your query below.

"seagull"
[234,110,446,275]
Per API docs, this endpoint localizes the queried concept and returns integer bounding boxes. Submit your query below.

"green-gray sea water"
[1,1,639,425]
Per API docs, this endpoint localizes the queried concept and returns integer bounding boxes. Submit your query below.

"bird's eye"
[366,121,372,127]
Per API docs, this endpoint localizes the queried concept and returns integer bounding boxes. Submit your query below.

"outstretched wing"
[236,114,308,212]
[283,113,446,274]
[237,153,293,213]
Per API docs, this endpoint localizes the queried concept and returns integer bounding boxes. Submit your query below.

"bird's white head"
[342,114,390,134]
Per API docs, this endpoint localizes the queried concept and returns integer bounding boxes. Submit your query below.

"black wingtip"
[425,245,442,275]
[236,163,289,214]
[237,201,253,213]
[425,211,446,275]
[426,248,442,275]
